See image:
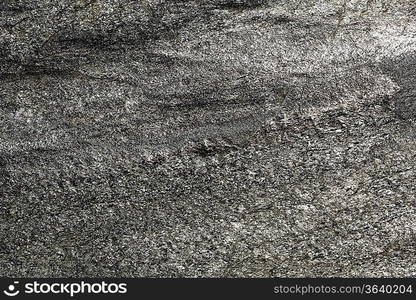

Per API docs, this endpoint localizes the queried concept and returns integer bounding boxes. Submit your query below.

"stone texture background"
[0,0,415,277]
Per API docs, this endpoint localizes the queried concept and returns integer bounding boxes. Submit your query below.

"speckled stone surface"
[1,0,416,277]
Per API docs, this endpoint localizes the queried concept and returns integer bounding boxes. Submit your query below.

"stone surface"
[0,0,415,277]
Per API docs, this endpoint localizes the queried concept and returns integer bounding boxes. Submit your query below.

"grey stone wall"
[1,0,415,277]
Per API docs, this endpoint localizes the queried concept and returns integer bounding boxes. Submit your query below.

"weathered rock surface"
[1,0,415,277]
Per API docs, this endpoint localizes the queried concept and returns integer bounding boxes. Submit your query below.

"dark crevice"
[212,0,267,10]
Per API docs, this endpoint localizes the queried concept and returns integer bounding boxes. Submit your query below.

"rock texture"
[1,0,416,277]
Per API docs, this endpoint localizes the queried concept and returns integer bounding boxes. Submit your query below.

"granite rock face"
[1,0,416,277]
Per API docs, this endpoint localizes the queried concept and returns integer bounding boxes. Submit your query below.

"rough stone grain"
[1,0,416,277]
